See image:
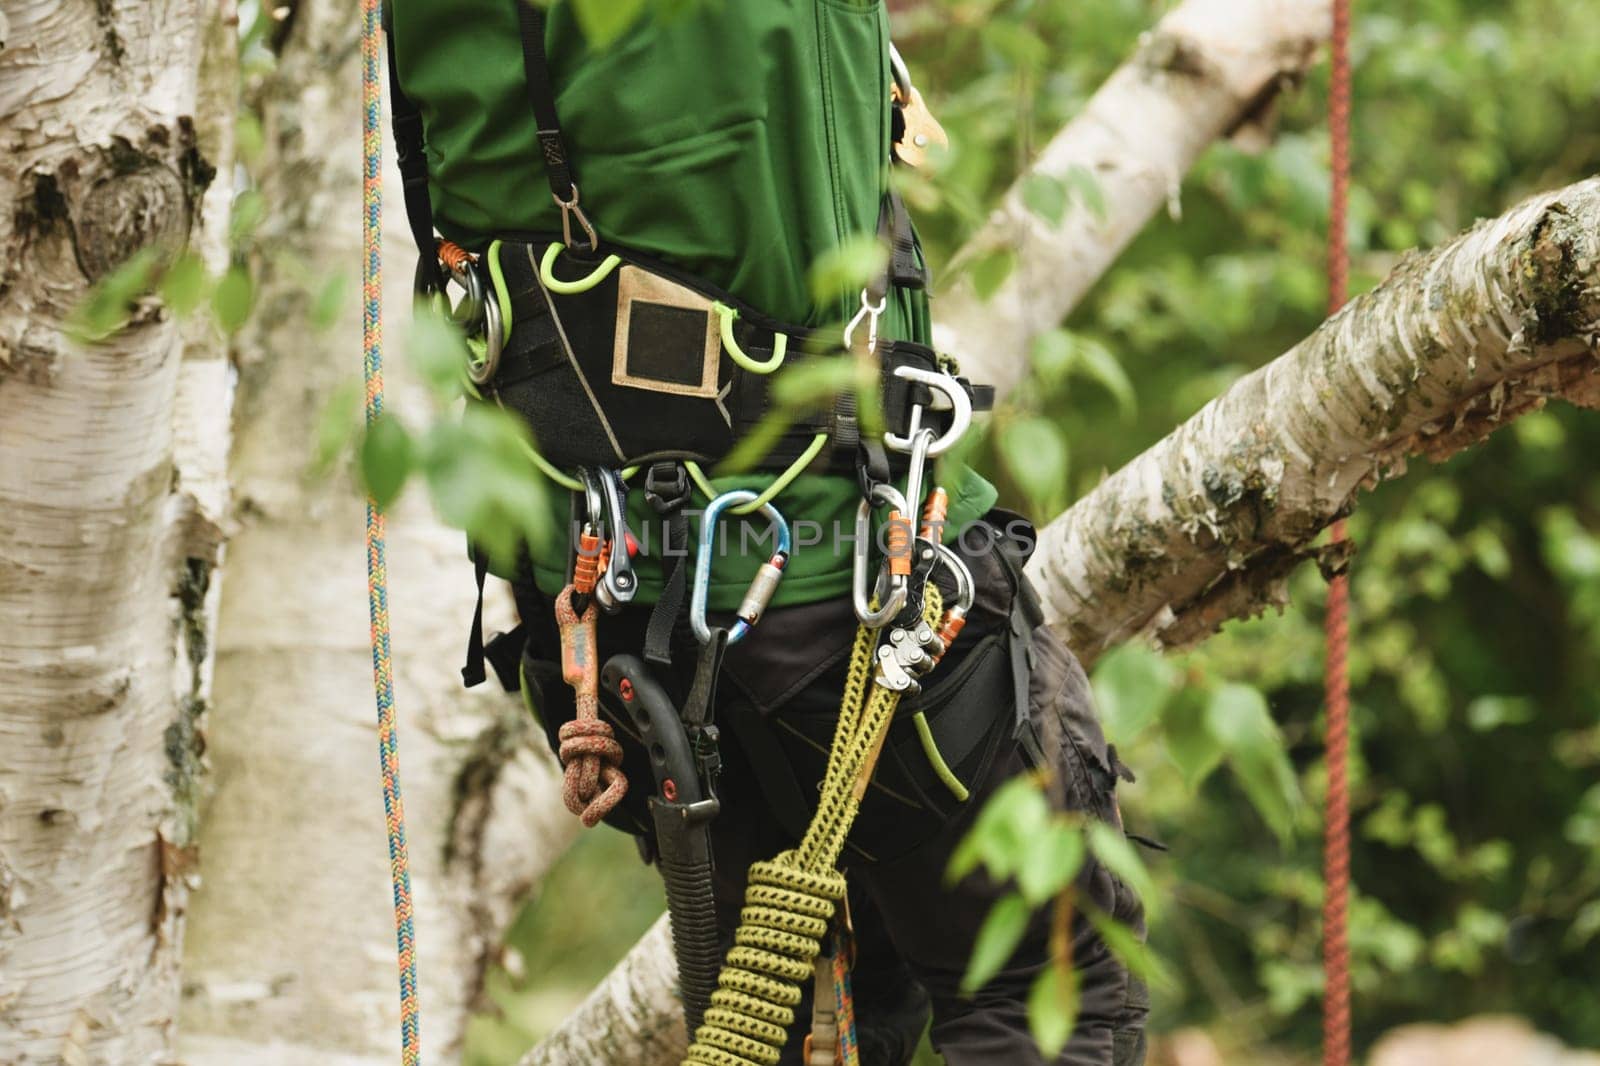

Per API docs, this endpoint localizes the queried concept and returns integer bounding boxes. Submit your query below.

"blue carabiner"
[691,490,792,645]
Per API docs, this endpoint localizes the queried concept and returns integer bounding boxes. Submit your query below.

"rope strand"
[362,2,422,1062]
[1323,2,1353,1064]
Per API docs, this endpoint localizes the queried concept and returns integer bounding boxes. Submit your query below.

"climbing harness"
[382,5,986,1060]
[1323,2,1354,1064]
[361,0,420,1061]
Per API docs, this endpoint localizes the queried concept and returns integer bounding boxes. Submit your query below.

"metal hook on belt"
[884,366,973,457]
[843,287,887,355]
[554,183,599,253]
[690,490,791,646]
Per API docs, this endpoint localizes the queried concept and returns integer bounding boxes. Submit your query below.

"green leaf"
[1016,823,1086,906]
[1163,688,1223,790]
[1082,903,1171,986]
[405,306,473,400]
[998,414,1068,512]
[1030,329,1076,387]
[1070,336,1137,419]
[962,894,1031,993]
[1086,822,1160,920]
[969,248,1016,301]
[948,777,1051,884]
[571,0,648,48]
[158,251,207,317]
[66,248,161,342]
[1062,165,1107,222]
[310,380,363,477]
[1026,963,1078,1058]
[211,265,255,335]
[359,412,414,509]
[311,272,349,332]
[807,235,889,310]
[1021,173,1069,227]
[1090,644,1179,745]
[1204,683,1300,844]
[1465,695,1535,732]
[228,189,266,247]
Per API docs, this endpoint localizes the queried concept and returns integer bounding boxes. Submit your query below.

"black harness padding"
[383,4,443,294]
[644,462,692,667]
[481,240,991,473]
[512,1,578,203]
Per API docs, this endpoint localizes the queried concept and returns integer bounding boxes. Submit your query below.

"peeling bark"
[1029,177,1600,663]
[933,0,1332,401]
[0,0,226,1061]
[515,916,686,1066]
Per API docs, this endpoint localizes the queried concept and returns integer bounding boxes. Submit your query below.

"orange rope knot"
[555,585,627,827]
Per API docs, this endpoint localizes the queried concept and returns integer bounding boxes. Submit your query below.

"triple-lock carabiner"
[851,482,914,628]
[576,466,637,612]
[691,490,791,645]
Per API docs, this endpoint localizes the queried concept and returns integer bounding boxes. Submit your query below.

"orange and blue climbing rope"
[363,0,421,1063]
[1323,2,1353,1065]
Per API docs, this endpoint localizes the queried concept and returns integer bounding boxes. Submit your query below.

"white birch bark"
[933,0,1332,401]
[1029,177,1600,663]
[0,1,227,1062]
[176,6,579,1063]
[525,177,1600,1066]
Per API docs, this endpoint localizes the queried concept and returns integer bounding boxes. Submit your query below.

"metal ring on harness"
[884,366,973,457]
[465,278,504,384]
[691,490,791,646]
[851,482,911,628]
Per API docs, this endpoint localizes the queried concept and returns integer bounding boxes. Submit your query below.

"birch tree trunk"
[523,175,1600,1066]
[1030,176,1600,664]
[177,7,577,1063]
[934,0,1332,401]
[0,1,230,1061]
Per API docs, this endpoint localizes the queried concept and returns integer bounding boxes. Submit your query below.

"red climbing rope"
[1323,2,1353,1065]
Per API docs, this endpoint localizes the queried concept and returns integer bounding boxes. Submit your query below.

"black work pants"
[516,515,1149,1065]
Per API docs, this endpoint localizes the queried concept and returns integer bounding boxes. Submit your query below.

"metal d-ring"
[883,366,973,457]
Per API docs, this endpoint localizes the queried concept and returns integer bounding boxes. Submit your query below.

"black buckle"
[644,461,691,514]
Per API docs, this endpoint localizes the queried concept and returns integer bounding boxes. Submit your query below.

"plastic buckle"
[644,461,691,515]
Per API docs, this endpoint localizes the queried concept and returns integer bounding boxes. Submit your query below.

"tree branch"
[1030,177,1600,665]
[934,0,1332,401]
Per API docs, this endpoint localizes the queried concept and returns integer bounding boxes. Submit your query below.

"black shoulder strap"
[383,5,443,293]
[514,1,578,205]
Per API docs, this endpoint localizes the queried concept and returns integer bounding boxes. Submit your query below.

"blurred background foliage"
[468,0,1600,1061]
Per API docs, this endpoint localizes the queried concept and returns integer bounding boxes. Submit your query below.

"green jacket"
[389,0,995,607]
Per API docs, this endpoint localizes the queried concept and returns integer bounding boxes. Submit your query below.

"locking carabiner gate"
[691,490,792,646]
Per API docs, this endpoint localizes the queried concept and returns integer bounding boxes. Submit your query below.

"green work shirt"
[389,0,996,608]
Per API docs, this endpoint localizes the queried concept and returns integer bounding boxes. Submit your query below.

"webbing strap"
[513,1,578,204]
[383,9,442,293]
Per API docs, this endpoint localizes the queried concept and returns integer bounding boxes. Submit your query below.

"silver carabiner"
[691,490,792,645]
[466,283,504,385]
[843,287,887,354]
[577,467,636,612]
[851,482,911,628]
[883,365,973,457]
[554,184,599,253]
